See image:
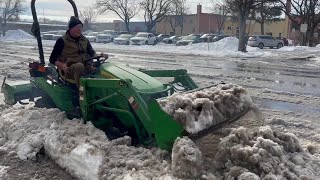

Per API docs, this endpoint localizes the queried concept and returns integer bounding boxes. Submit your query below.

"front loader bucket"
[149,84,264,150]
[1,77,32,105]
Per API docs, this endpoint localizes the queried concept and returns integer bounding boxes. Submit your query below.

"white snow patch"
[0,29,34,41]
[278,45,320,53]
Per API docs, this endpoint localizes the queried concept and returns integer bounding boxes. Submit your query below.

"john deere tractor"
[1,0,261,150]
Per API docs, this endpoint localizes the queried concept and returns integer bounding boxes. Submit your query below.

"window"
[227,26,231,30]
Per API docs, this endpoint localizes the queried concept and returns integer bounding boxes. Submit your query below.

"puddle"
[252,97,320,115]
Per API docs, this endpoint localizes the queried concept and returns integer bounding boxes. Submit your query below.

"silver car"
[96,34,111,43]
[248,35,284,49]
[113,34,134,45]
[162,36,181,44]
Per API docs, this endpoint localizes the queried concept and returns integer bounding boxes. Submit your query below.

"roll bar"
[31,0,79,65]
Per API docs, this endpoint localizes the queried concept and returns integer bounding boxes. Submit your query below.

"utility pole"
[208,14,211,51]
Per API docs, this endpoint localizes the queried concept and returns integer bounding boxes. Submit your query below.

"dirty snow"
[172,137,203,178]
[159,84,252,134]
[0,166,9,179]
[0,106,174,180]
[213,126,320,179]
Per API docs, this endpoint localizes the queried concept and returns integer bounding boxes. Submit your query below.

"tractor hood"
[98,63,165,93]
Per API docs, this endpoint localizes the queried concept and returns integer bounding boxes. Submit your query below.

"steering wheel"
[85,55,108,67]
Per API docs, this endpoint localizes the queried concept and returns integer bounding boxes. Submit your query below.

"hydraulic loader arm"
[79,78,184,150]
[139,69,198,91]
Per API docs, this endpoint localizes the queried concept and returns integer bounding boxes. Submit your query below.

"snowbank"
[0,106,173,180]
[0,104,319,179]
[159,84,252,134]
[0,29,34,41]
[185,37,239,51]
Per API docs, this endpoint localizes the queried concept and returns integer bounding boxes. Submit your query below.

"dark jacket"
[49,31,95,66]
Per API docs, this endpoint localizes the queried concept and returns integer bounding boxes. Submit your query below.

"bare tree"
[79,6,98,31]
[226,0,259,52]
[140,0,172,32]
[0,0,25,36]
[253,0,282,35]
[165,0,189,35]
[278,0,320,46]
[96,0,140,32]
[211,0,229,35]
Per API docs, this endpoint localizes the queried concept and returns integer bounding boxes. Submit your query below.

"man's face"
[70,24,82,38]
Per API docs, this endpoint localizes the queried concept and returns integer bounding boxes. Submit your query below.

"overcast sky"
[21,0,213,22]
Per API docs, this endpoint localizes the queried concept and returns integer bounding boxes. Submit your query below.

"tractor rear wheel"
[35,95,56,108]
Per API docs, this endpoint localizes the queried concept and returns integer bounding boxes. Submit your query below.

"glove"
[101,52,108,59]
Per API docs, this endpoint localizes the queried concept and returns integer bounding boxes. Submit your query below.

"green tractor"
[1,0,258,150]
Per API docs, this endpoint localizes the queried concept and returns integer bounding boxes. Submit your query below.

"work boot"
[66,106,82,119]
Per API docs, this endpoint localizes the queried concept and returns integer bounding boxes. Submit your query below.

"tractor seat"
[47,63,77,87]
[57,68,76,84]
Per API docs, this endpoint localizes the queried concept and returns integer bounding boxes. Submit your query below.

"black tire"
[258,43,264,49]
[277,43,283,49]
[168,40,172,44]
[145,41,148,45]
[35,96,56,108]
[126,41,130,45]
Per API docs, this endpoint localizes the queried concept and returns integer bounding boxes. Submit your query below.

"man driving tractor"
[49,16,108,88]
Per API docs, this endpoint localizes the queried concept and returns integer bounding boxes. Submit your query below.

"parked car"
[157,34,170,43]
[176,35,202,46]
[83,30,93,36]
[276,37,289,46]
[212,35,229,42]
[200,33,217,42]
[42,33,55,40]
[130,32,157,45]
[101,30,120,42]
[41,30,59,40]
[52,30,65,40]
[113,34,134,45]
[187,34,202,39]
[247,35,284,49]
[95,34,112,43]
[162,36,181,44]
[85,32,99,42]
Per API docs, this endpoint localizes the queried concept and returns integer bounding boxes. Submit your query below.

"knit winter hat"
[68,16,83,29]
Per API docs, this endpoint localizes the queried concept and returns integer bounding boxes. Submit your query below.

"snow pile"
[185,37,239,51]
[158,84,253,134]
[0,29,34,41]
[213,126,320,179]
[0,106,174,180]
[172,137,203,178]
